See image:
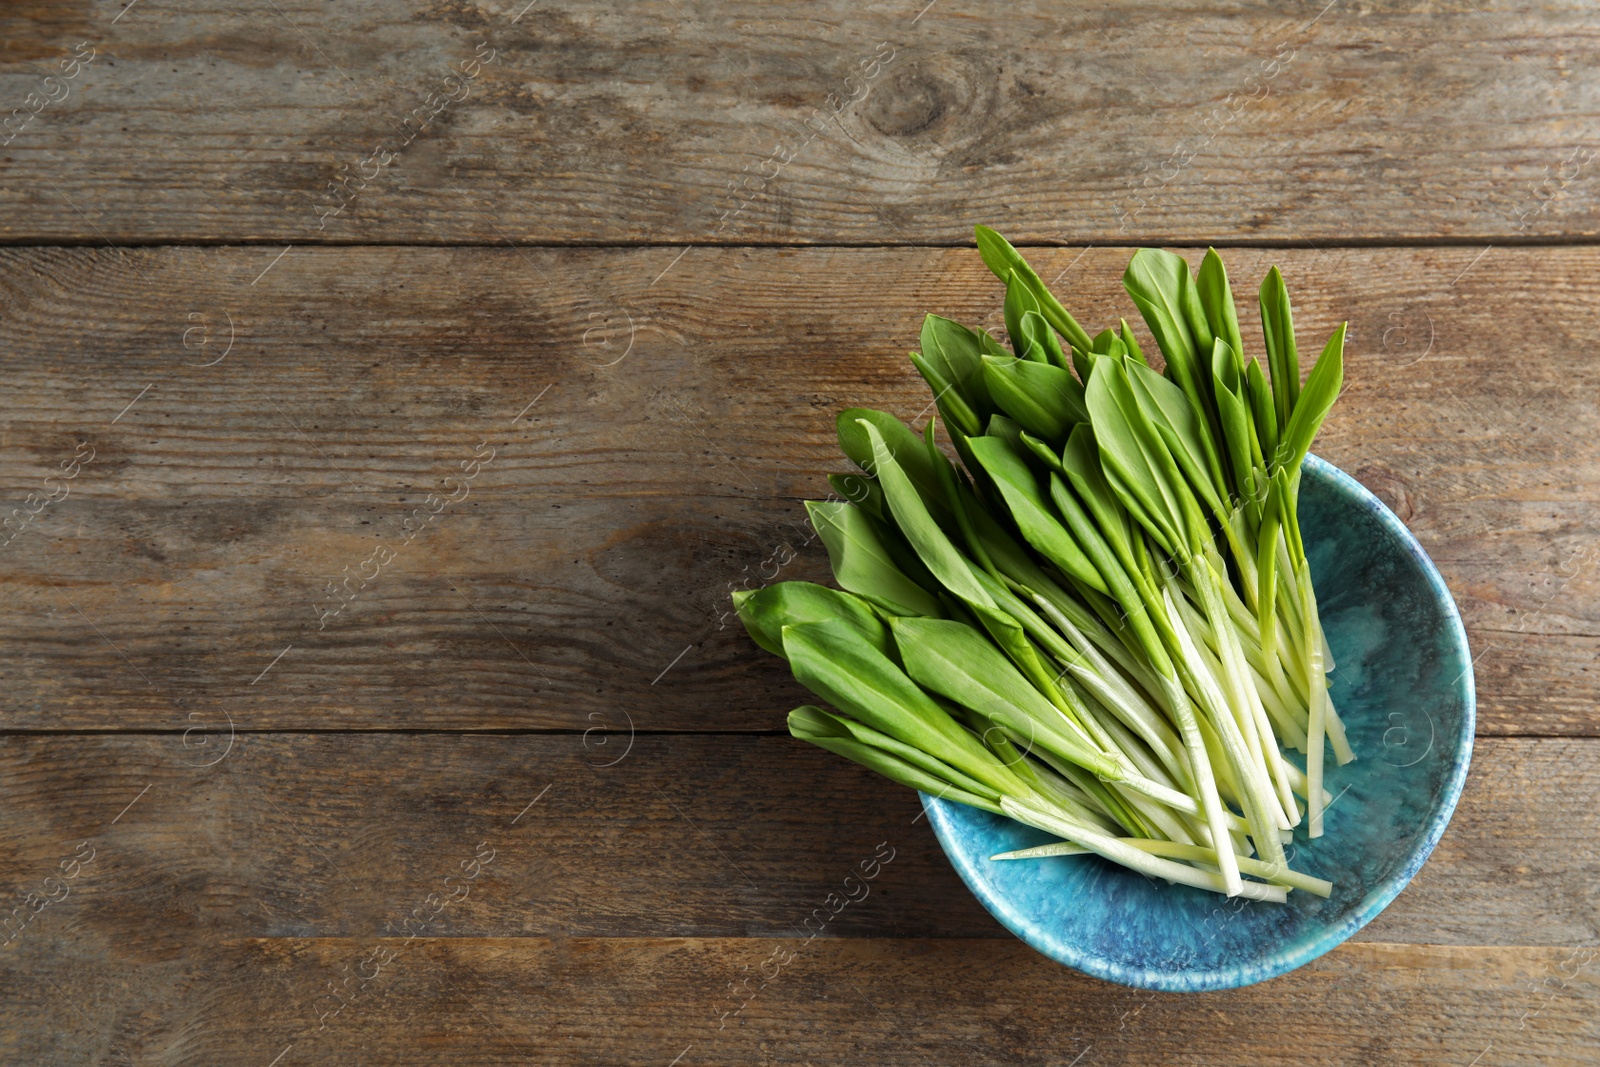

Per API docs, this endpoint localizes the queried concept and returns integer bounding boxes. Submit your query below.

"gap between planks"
[0,236,1593,252]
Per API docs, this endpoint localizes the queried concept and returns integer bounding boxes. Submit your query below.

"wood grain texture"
[1,938,1593,1066]
[0,244,1593,733]
[0,734,1592,947]
[4,3,1593,1062]
[3,2,1600,243]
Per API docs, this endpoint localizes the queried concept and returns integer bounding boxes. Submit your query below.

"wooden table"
[1,3,1596,1063]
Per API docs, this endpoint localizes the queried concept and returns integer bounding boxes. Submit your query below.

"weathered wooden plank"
[3,2,1600,243]
[0,734,1591,946]
[0,938,1592,1066]
[0,245,1594,731]
[1466,630,1600,738]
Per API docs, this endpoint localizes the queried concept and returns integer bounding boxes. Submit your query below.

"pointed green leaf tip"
[980,355,1089,443]
[858,417,996,612]
[965,433,1107,594]
[786,704,1005,813]
[732,581,887,659]
[973,225,1094,354]
[1083,357,1189,557]
[1260,265,1300,429]
[835,407,955,528]
[920,314,995,411]
[807,499,944,618]
[1122,248,1216,427]
[1003,270,1046,361]
[1196,248,1245,368]
[1278,321,1345,472]
[890,615,1119,778]
[781,618,1026,796]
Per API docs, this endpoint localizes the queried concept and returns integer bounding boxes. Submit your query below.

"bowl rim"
[920,453,1477,992]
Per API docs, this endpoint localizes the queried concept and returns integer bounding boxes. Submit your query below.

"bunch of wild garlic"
[736,229,1350,900]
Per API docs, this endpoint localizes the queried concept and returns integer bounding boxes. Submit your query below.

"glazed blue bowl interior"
[921,454,1475,992]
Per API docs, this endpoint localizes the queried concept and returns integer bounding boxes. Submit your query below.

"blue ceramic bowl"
[921,454,1475,991]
